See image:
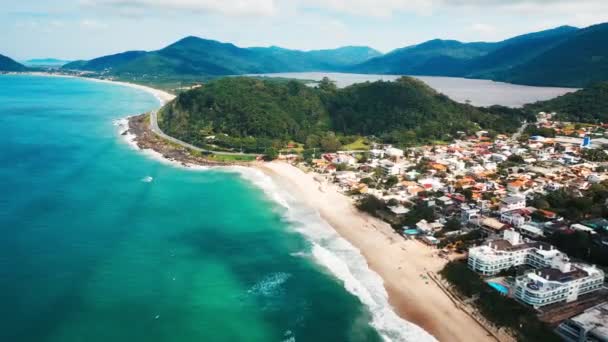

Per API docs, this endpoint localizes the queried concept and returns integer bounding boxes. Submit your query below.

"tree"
[264,147,279,161]
[462,188,474,202]
[320,132,342,152]
[385,175,399,189]
[356,195,386,217]
[444,218,462,232]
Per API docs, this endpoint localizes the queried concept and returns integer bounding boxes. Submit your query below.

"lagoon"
[249,72,577,108]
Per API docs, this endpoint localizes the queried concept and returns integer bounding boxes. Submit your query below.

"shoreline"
[12,71,177,106]
[258,162,507,342]
[109,78,504,340]
[16,72,503,340]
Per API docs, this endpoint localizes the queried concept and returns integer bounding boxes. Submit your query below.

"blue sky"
[2,0,608,60]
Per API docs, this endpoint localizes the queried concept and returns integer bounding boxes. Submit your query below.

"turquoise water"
[488,282,509,295]
[0,75,401,341]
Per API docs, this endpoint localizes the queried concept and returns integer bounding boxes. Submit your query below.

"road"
[149,110,258,156]
[509,121,529,142]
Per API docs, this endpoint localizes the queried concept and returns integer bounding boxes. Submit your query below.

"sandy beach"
[21,72,176,106]
[29,71,501,341]
[259,161,502,342]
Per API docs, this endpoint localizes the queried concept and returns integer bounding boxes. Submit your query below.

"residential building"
[514,257,604,308]
[556,302,608,342]
[468,230,561,276]
[379,160,400,176]
[500,196,526,212]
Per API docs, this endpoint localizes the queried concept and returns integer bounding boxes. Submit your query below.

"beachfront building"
[513,257,605,308]
[468,230,564,276]
[556,302,608,342]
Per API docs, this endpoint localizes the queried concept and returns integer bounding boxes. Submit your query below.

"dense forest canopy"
[159,77,530,153]
[525,82,608,123]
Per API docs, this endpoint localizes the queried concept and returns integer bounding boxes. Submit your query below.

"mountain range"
[0,54,27,72]
[63,38,381,76]
[0,21,600,88]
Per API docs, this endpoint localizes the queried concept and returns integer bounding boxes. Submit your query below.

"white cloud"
[83,0,278,16]
[80,19,108,29]
[469,23,497,35]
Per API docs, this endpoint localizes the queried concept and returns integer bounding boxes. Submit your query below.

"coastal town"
[276,111,608,341]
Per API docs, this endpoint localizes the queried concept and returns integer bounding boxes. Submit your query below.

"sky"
[1,0,608,60]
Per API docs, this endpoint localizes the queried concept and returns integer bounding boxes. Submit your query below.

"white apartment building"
[468,230,552,275]
[499,196,526,213]
[514,257,604,308]
[500,210,528,227]
[379,160,400,176]
[468,230,605,308]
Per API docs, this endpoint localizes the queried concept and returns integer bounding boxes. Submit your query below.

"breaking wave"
[231,167,437,342]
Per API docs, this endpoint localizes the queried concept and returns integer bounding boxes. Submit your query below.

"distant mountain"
[497,23,608,87]
[0,54,27,71]
[352,39,496,75]
[62,37,381,76]
[466,26,578,78]
[350,26,579,78]
[24,58,71,67]
[61,23,608,87]
[525,82,608,122]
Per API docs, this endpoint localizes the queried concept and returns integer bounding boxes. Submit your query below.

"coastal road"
[149,110,258,157]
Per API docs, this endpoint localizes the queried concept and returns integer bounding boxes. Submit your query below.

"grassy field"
[206,153,257,162]
[342,137,370,151]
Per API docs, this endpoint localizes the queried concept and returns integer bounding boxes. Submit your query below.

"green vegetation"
[63,36,380,77]
[158,76,529,153]
[501,23,608,87]
[440,261,560,341]
[525,82,608,123]
[341,137,370,151]
[206,153,257,163]
[0,54,27,71]
[549,230,608,267]
[530,182,608,221]
[355,195,387,218]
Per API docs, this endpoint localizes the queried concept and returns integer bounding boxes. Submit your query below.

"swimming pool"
[488,282,509,295]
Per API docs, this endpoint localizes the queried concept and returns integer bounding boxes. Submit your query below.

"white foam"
[112,126,436,341]
[248,272,292,297]
[114,116,210,172]
[231,167,437,342]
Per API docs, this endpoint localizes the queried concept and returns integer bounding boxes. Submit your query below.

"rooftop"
[570,302,608,339]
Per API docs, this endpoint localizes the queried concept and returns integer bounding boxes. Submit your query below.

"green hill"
[351,26,579,80]
[353,39,495,75]
[158,77,528,153]
[498,23,608,87]
[525,82,608,122]
[466,26,577,78]
[0,54,27,71]
[63,37,381,76]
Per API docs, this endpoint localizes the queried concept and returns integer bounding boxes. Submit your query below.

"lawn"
[342,137,370,151]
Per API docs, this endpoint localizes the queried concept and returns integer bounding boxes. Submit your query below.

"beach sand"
[260,161,501,342]
[22,72,176,106]
[32,71,499,341]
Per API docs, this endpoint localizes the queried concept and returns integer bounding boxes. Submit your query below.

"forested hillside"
[0,54,27,71]
[525,82,608,122]
[159,77,529,153]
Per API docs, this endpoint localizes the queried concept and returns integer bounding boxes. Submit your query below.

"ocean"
[0,75,433,342]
